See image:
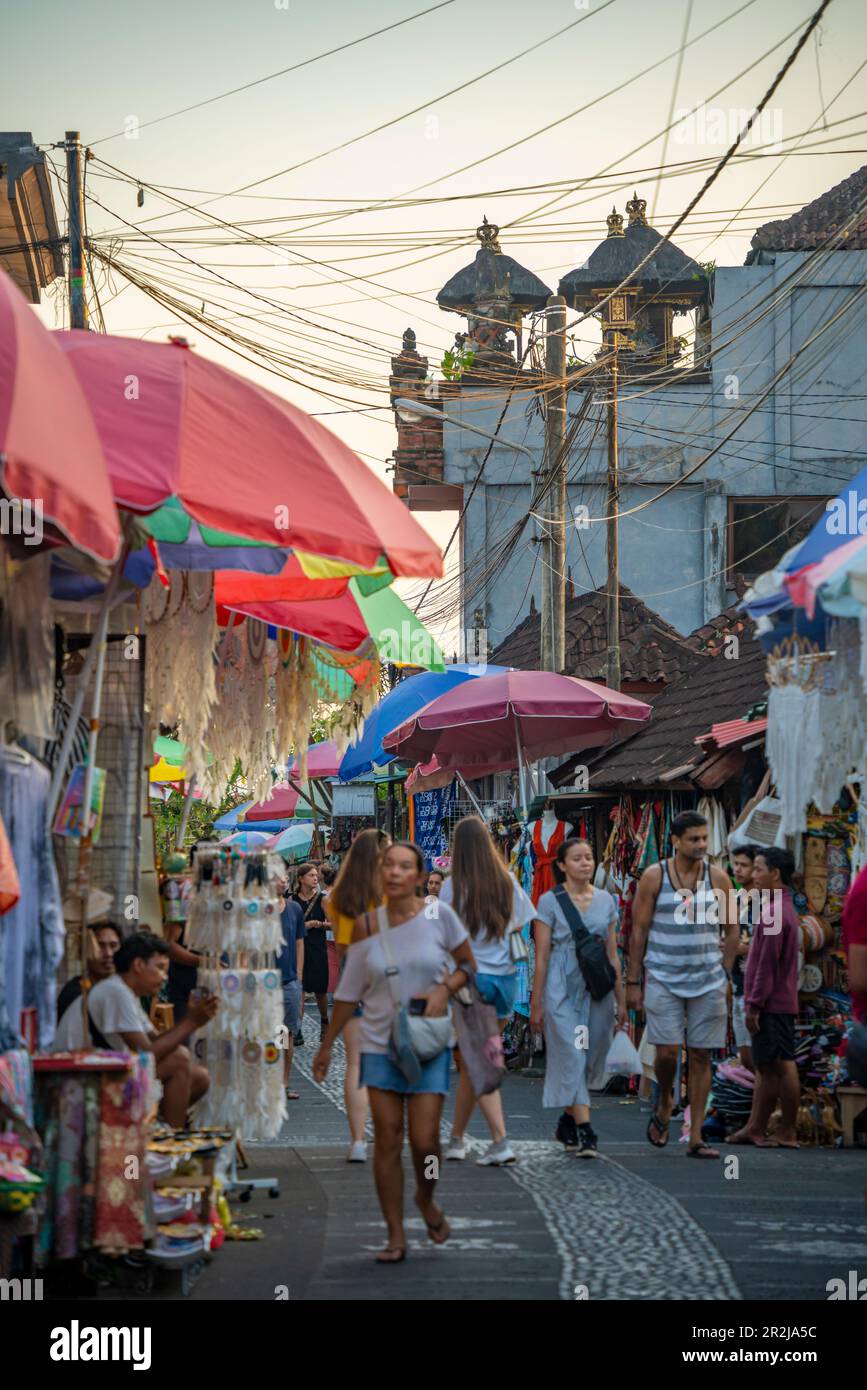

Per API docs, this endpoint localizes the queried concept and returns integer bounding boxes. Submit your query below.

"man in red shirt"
[842,863,867,1024]
[727,848,801,1148]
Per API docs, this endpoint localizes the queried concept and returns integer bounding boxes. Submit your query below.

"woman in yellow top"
[326,828,390,1161]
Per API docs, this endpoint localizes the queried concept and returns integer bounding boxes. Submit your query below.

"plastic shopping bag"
[604,1029,642,1077]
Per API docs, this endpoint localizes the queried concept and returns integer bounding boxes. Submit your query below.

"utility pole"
[64,131,88,330]
[540,295,567,673]
[606,346,621,691]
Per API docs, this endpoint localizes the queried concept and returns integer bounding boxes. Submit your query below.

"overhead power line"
[89,0,459,146]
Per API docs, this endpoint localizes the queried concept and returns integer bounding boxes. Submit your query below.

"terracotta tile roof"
[751,165,867,252]
[684,603,754,655]
[491,584,696,685]
[551,610,767,790]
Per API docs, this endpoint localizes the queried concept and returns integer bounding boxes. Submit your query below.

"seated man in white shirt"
[79,931,218,1127]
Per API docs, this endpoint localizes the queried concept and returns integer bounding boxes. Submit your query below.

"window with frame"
[727,496,828,582]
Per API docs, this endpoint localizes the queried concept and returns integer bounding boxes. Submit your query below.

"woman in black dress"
[293,863,329,1039]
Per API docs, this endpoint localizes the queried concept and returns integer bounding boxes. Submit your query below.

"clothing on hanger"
[0,748,65,1051]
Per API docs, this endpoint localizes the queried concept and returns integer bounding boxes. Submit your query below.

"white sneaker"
[476,1138,516,1166]
[347,1141,367,1163]
[445,1136,467,1161]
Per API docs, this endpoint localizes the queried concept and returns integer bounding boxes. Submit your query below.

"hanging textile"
[143,569,219,788]
[0,551,55,740]
[0,750,65,1051]
[93,1054,156,1255]
[531,818,568,904]
[0,812,21,915]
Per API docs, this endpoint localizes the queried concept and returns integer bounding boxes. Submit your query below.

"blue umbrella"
[781,466,867,573]
[339,663,507,782]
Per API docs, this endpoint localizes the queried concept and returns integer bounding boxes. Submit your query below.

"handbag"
[376,907,453,1080]
[507,924,529,963]
[553,886,617,1001]
[451,970,505,1097]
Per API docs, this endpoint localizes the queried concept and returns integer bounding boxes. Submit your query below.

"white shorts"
[644,975,728,1050]
[731,994,751,1049]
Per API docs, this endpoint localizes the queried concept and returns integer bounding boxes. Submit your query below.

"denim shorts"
[476,971,517,1020]
[282,981,302,1033]
[360,1049,451,1095]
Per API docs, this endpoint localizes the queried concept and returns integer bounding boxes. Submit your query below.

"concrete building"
[390,169,867,655]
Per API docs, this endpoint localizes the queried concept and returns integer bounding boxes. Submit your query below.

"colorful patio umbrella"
[215,573,445,666]
[339,663,507,781]
[219,830,272,850]
[382,670,652,816]
[263,823,316,862]
[213,800,293,835]
[55,332,443,578]
[243,780,329,822]
[0,273,120,563]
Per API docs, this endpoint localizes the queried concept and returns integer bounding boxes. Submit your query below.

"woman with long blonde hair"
[326,829,389,1162]
[441,815,538,1166]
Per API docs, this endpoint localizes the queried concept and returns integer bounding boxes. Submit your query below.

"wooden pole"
[540,296,567,672]
[606,348,621,692]
[65,132,88,330]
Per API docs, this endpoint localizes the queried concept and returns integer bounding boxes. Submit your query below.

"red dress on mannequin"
[532,818,568,904]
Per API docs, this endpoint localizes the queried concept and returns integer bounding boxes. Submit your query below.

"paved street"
[190,1015,867,1302]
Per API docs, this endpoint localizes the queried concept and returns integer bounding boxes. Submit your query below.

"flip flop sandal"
[647,1112,670,1148]
[687,1142,721,1159]
[375,1246,406,1264]
[285,1091,300,1100]
[425,1212,451,1246]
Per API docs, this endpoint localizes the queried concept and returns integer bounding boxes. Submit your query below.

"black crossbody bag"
[553,886,617,1001]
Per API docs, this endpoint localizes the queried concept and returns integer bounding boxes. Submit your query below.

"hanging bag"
[507,924,529,963]
[553,886,617,1001]
[375,907,453,1082]
[451,969,505,1097]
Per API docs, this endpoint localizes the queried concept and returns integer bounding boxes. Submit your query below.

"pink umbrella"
[287,740,341,779]
[0,273,120,563]
[382,670,651,815]
[243,778,328,822]
[55,332,443,578]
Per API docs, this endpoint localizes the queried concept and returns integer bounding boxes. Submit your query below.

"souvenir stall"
[737,496,867,1142]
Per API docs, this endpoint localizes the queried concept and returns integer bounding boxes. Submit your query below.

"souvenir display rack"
[184,847,286,1148]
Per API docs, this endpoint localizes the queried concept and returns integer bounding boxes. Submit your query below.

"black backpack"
[553,886,617,1001]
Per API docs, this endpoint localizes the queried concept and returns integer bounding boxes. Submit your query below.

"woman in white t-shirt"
[314,841,476,1265]
[441,815,540,1167]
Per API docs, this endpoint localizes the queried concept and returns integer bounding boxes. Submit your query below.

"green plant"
[441,345,476,381]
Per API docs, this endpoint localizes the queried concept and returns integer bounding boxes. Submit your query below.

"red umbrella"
[382,670,651,814]
[55,332,442,578]
[0,274,120,563]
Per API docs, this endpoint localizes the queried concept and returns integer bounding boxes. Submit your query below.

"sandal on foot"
[647,1111,670,1148]
[375,1246,406,1264]
[424,1210,451,1246]
[687,1142,721,1159]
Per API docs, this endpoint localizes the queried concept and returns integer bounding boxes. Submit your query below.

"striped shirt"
[645,859,726,998]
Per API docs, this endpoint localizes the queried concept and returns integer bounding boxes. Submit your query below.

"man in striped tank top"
[627,811,739,1158]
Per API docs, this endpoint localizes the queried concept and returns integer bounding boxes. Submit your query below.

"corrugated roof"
[695,717,768,749]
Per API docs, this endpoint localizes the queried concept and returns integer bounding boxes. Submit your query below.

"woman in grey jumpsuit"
[530,838,625,1157]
